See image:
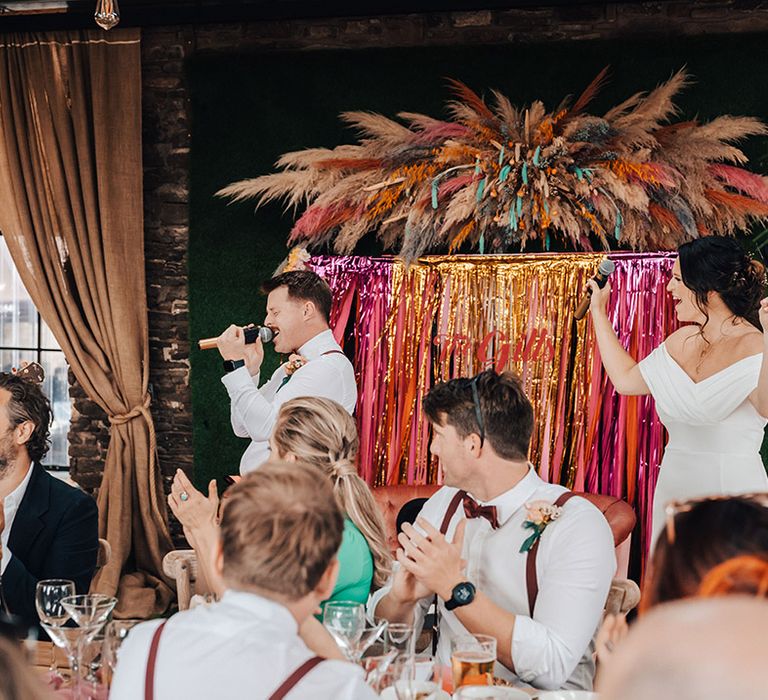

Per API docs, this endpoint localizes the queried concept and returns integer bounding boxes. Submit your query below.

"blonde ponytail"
[272,397,393,589]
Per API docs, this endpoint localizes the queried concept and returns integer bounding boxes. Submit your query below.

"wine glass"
[380,654,440,700]
[385,622,416,654]
[102,619,141,688]
[350,621,388,663]
[362,651,399,693]
[35,579,75,677]
[36,579,75,626]
[42,622,100,696]
[77,630,111,700]
[61,594,117,633]
[322,601,365,659]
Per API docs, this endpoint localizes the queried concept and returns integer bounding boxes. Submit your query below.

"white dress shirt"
[110,589,378,700]
[1,462,34,574]
[222,329,357,474]
[368,467,615,691]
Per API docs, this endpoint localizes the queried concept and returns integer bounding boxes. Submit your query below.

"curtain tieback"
[109,395,152,425]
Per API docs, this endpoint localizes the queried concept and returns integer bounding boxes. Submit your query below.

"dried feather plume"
[218,69,768,257]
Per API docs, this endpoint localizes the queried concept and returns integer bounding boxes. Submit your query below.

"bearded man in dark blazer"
[0,370,98,633]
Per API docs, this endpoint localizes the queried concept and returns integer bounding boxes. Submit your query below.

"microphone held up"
[574,258,616,321]
[198,325,274,351]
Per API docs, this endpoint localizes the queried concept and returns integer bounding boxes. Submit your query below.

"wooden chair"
[162,549,209,611]
[605,577,641,616]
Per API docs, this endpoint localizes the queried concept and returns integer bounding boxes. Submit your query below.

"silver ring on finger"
[180,491,189,502]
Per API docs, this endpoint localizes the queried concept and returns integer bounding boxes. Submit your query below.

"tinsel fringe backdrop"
[311,252,678,567]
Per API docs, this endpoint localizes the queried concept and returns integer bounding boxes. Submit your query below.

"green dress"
[326,517,374,605]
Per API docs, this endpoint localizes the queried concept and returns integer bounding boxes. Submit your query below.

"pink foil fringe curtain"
[310,252,678,569]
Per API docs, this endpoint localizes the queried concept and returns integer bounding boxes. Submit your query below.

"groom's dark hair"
[423,370,533,461]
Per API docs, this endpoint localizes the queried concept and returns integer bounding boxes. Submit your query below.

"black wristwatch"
[445,581,476,610]
[222,359,246,373]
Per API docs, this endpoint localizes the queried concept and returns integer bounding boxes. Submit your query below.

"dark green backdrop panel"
[188,34,768,489]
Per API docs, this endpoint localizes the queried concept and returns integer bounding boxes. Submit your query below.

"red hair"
[698,555,768,598]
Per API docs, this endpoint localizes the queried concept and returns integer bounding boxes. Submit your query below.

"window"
[0,236,70,468]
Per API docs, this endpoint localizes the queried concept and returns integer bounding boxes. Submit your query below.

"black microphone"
[198,325,274,351]
[574,258,616,321]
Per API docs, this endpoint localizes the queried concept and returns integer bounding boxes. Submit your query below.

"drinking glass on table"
[322,601,365,659]
[451,634,496,688]
[378,654,440,700]
[385,622,416,654]
[102,619,141,688]
[78,631,109,700]
[61,594,117,629]
[35,579,75,676]
[42,621,101,697]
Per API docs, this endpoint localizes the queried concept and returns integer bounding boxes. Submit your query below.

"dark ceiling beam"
[0,0,682,30]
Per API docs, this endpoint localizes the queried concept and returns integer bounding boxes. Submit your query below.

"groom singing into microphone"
[217,270,357,474]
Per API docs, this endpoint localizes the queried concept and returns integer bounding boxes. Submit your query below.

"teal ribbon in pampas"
[476,177,487,202]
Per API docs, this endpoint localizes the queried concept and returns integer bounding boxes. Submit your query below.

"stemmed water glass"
[61,594,117,630]
[379,654,441,700]
[322,601,388,662]
[102,619,141,688]
[385,622,416,655]
[35,579,75,678]
[51,593,117,699]
[322,601,365,659]
[41,622,101,696]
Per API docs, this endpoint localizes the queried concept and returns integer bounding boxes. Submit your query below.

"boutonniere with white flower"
[284,353,308,376]
[520,500,563,553]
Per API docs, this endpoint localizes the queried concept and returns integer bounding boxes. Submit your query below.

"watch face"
[455,583,474,602]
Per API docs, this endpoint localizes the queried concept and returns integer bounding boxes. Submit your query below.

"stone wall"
[67,1,768,504]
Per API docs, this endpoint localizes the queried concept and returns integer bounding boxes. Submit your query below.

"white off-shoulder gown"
[638,342,768,548]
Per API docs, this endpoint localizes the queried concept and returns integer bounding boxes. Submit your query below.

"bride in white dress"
[588,236,768,549]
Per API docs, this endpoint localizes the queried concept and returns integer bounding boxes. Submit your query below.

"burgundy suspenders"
[433,488,578,639]
[268,656,324,700]
[144,621,324,700]
[525,491,576,616]
[432,490,467,653]
[144,621,167,700]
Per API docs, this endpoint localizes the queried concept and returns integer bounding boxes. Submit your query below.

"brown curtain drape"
[0,29,173,617]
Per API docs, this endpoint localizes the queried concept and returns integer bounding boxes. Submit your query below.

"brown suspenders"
[435,489,577,626]
[268,656,324,700]
[144,621,167,700]
[432,490,467,653]
[144,620,324,700]
[525,491,576,616]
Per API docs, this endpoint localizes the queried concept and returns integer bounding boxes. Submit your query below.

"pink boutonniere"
[520,500,563,552]
[284,354,308,376]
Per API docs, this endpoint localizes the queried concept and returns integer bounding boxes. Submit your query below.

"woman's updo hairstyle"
[678,236,765,330]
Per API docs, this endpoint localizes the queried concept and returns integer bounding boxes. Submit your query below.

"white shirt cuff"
[1,542,11,575]
[220,365,258,394]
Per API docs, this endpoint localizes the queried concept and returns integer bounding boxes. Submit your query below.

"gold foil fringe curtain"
[311,252,677,565]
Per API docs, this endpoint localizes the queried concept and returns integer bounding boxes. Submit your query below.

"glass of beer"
[451,634,496,688]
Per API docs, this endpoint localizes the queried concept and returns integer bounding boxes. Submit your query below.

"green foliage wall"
[189,34,768,487]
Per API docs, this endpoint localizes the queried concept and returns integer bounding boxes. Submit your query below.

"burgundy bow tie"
[462,494,500,530]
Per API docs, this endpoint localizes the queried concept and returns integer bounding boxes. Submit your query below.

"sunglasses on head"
[470,374,485,448]
[664,492,768,544]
